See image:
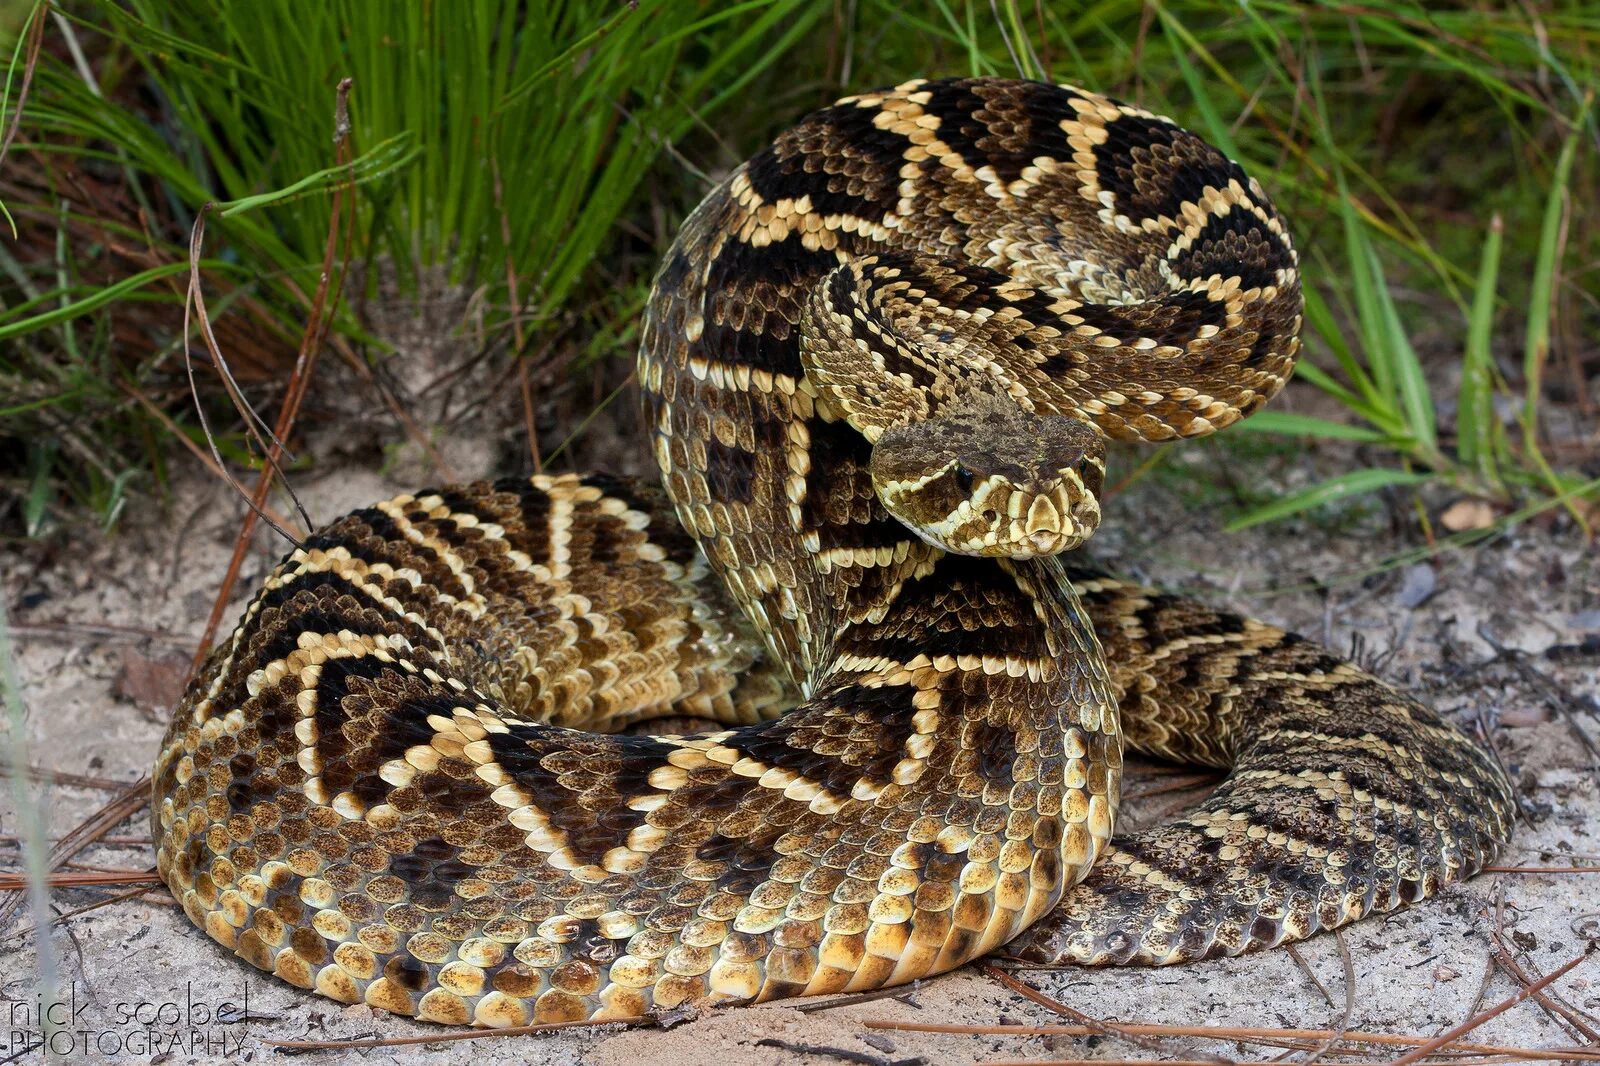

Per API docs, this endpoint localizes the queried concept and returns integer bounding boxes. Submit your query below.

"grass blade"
[1225,467,1433,532]
[1363,239,1439,462]
[1232,411,1394,444]
[1521,92,1591,448]
[1458,214,1504,490]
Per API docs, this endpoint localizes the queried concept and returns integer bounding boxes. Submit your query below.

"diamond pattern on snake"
[153,78,1514,1028]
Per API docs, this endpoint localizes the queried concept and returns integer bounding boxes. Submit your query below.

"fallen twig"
[0,763,138,792]
[1386,946,1594,1066]
[261,1016,643,1051]
[187,78,359,666]
[1489,888,1600,1042]
[977,962,1230,1064]
[793,981,924,1013]
[1293,930,1356,1066]
[0,0,47,185]
[863,1019,1600,1062]
[0,868,161,889]
[755,1037,924,1066]
[0,777,149,931]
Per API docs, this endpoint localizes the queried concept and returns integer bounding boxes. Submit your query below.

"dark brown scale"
[1093,113,1247,226]
[747,99,908,217]
[1058,289,1232,355]
[1169,207,1289,291]
[730,682,917,795]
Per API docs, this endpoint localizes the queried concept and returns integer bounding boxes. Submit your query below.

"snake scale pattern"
[154,78,1515,1027]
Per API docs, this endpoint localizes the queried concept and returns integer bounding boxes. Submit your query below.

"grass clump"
[0,0,818,532]
[1,1,1596,539]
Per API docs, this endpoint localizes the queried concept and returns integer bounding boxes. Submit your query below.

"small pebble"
[1498,704,1554,727]
[1398,563,1436,609]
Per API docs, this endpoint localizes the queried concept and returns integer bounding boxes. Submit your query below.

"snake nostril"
[981,508,998,522]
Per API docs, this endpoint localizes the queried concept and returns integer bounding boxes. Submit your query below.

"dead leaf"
[1440,498,1496,531]
[115,648,191,715]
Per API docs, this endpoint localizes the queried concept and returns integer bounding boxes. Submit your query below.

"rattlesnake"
[153,78,1514,1027]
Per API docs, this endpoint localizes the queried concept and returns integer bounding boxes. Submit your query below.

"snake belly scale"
[153,78,1514,1026]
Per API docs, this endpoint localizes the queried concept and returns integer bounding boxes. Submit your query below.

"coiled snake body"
[154,79,1514,1027]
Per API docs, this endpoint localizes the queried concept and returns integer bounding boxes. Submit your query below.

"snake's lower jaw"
[932,519,1094,559]
[1001,524,1092,559]
[1024,529,1078,556]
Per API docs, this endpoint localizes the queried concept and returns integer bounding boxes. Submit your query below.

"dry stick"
[1385,946,1594,1066]
[1490,935,1600,1043]
[260,1016,646,1050]
[119,381,300,535]
[1284,942,1336,1008]
[1291,930,1357,1066]
[0,777,148,931]
[1485,866,1600,874]
[984,1058,1581,1066]
[793,981,925,1013]
[1489,890,1600,1043]
[0,0,47,177]
[0,870,162,889]
[42,884,172,925]
[59,859,151,874]
[0,764,135,792]
[0,834,149,848]
[1477,624,1600,769]
[188,78,357,668]
[182,207,312,538]
[8,619,199,649]
[491,153,541,475]
[1486,883,1575,1042]
[861,1021,1600,1062]
[986,1055,1514,1066]
[976,963,1232,1065]
[180,208,308,556]
[1465,952,1501,1039]
[0,885,176,950]
[756,1037,923,1066]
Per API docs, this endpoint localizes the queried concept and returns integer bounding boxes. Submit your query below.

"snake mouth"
[1023,528,1073,556]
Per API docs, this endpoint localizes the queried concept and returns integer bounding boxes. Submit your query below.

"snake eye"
[952,461,974,493]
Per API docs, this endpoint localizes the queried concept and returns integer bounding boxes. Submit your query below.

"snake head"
[869,392,1105,559]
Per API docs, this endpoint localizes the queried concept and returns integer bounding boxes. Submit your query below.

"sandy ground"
[2,401,1598,1065]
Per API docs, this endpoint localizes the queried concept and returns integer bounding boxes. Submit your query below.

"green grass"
[1,0,1596,538]
[1,0,819,531]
